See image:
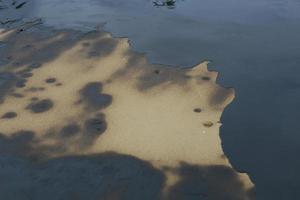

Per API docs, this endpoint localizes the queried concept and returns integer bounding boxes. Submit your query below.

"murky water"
[1,0,300,199]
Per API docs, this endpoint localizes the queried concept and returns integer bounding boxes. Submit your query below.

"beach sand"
[0,25,255,199]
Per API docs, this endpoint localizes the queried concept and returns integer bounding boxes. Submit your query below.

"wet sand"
[2,0,300,199]
[0,23,254,199]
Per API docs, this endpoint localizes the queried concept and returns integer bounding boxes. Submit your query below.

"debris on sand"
[203,121,214,128]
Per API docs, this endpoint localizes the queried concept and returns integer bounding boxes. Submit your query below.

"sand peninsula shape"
[0,26,255,199]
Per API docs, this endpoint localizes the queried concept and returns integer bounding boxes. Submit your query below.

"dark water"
[1,0,300,199]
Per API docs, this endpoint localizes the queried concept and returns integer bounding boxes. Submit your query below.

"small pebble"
[45,78,57,84]
[203,121,214,128]
[194,108,202,113]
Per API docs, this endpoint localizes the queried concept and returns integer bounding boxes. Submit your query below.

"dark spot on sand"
[82,42,90,47]
[55,83,62,86]
[30,97,39,101]
[183,75,192,79]
[85,114,107,136]
[203,121,214,128]
[60,124,80,138]
[202,76,211,81]
[28,63,42,69]
[20,72,33,78]
[27,87,39,92]
[194,108,202,113]
[106,79,112,84]
[15,79,27,88]
[2,112,17,119]
[80,82,112,110]
[26,99,54,113]
[78,114,108,147]
[26,87,44,92]
[85,118,106,133]
[11,93,24,98]
[87,38,118,58]
[45,78,57,84]
[17,68,32,75]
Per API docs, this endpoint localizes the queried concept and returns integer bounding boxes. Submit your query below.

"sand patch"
[0,27,254,199]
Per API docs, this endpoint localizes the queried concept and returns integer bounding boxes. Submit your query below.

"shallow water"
[1,0,300,199]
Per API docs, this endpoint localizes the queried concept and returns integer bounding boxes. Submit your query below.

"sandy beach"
[0,22,255,199]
